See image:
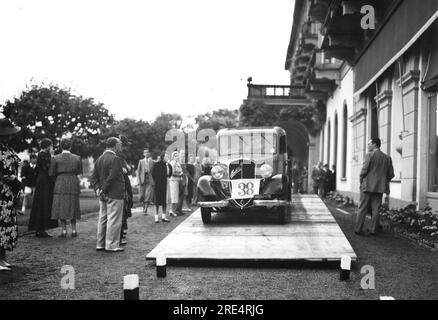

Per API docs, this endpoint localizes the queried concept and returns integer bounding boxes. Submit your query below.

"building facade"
[285,0,438,210]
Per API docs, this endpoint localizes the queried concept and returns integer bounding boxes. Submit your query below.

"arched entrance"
[278,120,313,193]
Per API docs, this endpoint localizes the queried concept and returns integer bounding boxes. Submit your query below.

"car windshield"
[218,132,277,157]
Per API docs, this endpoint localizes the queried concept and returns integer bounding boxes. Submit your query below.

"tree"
[96,118,152,167]
[149,112,183,154]
[239,99,325,135]
[2,84,114,157]
[195,109,240,131]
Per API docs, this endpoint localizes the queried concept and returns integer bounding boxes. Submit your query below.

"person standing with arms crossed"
[355,138,395,236]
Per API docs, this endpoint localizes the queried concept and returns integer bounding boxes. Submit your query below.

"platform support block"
[123,274,139,300]
[340,255,351,281]
[157,255,167,278]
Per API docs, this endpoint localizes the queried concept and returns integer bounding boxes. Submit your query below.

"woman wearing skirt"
[51,138,82,237]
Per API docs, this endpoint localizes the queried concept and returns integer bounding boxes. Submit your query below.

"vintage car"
[197,127,291,224]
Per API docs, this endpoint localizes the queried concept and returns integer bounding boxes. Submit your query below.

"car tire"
[201,207,212,224]
[278,206,287,225]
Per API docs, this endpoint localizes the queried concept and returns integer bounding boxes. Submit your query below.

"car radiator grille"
[229,160,255,180]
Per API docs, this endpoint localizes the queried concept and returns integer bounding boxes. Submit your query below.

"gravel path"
[1,199,437,300]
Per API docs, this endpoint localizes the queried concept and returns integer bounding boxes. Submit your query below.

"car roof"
[217,126,286,136]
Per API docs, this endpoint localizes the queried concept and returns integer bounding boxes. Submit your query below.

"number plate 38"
[230,179,260,199]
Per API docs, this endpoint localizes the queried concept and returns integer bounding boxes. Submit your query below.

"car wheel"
[278,206,287,224]
[201,207,212,224]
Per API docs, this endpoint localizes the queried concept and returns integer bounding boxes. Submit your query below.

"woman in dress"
[0,118,22,271]
[169,151,183,216]
[28,138,58,237]
[50,138,82,237]
[152,152,170,223]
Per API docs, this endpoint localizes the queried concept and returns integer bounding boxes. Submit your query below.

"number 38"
[237,182,254,197]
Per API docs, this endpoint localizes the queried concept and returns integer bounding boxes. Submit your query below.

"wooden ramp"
[146,195,357,263]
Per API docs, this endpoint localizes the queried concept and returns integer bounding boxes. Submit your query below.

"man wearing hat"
[0,117,22,271]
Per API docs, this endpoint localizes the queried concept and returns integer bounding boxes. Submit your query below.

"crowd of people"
[311,162,336,199]
[0,110,395,270]
[91,138,214,252]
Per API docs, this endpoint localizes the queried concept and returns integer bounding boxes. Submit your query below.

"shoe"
[354,231,364,236]
[170,212,177,217]
[18,210,24,215]
[120,239,128,246]
[71,231,78,238]
[177,212,185,216]
[59,231,67,238]
[369,232,378,236]
[2,261,11,268]
[105,247,124,252]
[0,265,11,272]
[155,220,160,223]
[162,218,170,223]
[96,247,105,251]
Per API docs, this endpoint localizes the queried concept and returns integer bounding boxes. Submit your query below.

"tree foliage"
[2,84,114,157]
[239,99,325,136]
[195,109,240,131]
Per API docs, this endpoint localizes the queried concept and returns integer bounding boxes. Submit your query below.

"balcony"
[246,84,312,107]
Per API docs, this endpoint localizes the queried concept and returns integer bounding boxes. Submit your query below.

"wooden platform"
[146,195,357,263]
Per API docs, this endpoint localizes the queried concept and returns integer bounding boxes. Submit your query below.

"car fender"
[197,175,216,198]
[261,174,289,198]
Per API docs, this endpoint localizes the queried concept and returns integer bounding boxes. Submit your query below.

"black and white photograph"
[1,0,438,308]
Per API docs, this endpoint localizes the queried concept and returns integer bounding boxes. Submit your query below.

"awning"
[354,0,438,95]
[422,23,438,93]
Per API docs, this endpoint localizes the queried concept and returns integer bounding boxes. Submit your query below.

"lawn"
[16,188,140,235]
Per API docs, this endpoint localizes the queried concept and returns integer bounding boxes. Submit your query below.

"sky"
[0,0,294,122]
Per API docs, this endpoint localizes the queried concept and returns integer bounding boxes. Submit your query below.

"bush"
[326,191,356,207]
[379,203,438,243]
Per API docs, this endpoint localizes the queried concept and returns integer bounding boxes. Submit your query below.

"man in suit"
[291,161,300,194]
[322,164,332,197]
[311,161,324,198]
[90,137,125,252]
[355,138,395,236]
[136,148,154,214]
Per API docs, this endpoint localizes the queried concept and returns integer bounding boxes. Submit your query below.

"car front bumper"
[198,199,288,208]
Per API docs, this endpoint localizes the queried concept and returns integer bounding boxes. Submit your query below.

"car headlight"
[259,164,273,179]
[211,165,225,180]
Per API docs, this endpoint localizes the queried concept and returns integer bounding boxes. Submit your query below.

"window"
[429,94,438,192]
[370,97,379,139]
[218,132,277,157]
[342,104,348,178]
[327,121,331,165]
[279,135,287,154]
[334,113,338,168]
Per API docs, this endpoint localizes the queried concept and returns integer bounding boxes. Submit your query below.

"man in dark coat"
[20,154,37,213]
[118,135,133,246]
[355,138,395,235]
[311,161,324,198]
[331,164,337,192]
[90,137,125,252]
[322,164,332,197]
[152,152,170,223]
